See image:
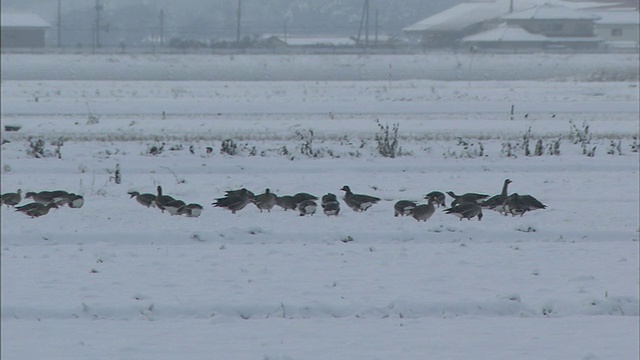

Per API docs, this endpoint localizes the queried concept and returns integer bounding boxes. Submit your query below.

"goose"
[253,188,278,213]
[25,190,70,205]
[410,198,437,222]
[443,202,483,221]
[212,188,254,214]
[292,192,318,205]
[275,195,297,211]
[162,199,187,216]
[341,186,380,212]
[155,186,177,213]
[66,193,84,208]
[297,199,317,216]
[480,179,513,212]
[446,191,489,207]
[225,188,256,198]
[425,191,446,208]
[321,193,340,216]
[1,189,22,207]
[15,202,58,218]
[394,200,417,217]
[503,193,546,217]
[178,203,203,217]
[128,191,157,208]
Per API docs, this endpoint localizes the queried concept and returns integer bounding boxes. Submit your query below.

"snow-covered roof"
[502,3,601,20]
[403,2,508,32]
[285,37,356,46]
[592,10,640,24]
[1,13,50,28]
[462,23,603,42]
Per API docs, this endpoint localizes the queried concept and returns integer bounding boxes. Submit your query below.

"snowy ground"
[1,54,639,360]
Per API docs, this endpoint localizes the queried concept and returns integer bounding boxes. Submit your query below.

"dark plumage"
[410,198,437,222]
[481,179,513,212]
[1,189,22,207]
[444,202,483,221]
[297,199,317,216]
[394,200,417,217]
[503,193,547,217]
[155,186,177,213]
[213,188,254,214]
[178,203,203,217]
[446,191,489,207]
[292,192,318,204]
[25,190,70,205]
[341,186,380,212]
[321,193,340,216]
[275,195,297,211]
[66,193,84,208]
[425,191,446,207]
[15,202,58,218]
[128,191,157,208]
[253,188,278,213]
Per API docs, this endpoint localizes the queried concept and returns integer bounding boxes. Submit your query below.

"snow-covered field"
[1,54,639,360]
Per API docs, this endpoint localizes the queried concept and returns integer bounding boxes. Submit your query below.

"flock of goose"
[1,179,546,221]
[0,189,84,218]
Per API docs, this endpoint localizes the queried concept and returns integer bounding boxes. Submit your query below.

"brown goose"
[178,203,203,217]
[66,193,84,208]
[128,191,157,208]
[297,199,317,216]
[410,198,437,222]
[446,191,489,207]
[425,191,446,208]
[155,186,177,213]
[25,190,70,205]
[341,186,380,212]
[213,188,254,214]
[1,189,22,207]
[15,202,58,218]
[444,202,483,221]
[503,193,547,217]
[481,179,513,212]
[275,195,297,211]
[253,188,278,213]
[394,200,417,217]
[321,193,340,216]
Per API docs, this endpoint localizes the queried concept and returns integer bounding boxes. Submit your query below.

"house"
[593,10,640,49]
[1,13,50,48]
[461,3,606,51]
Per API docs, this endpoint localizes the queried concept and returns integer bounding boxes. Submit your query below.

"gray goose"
[1,189,22,207]
[253,188,278,213]
[446,191,489,207]
[297,199,317,216]
[163,198,187,216]
[503,193,546,217]
[443,202,483,221]
[128,191,157,208]
[178,203,203,217]
[480,179,513,212]
[341,186,380,212]
[275,195,297,211]
[25,190,70,205]
[425,191,446,208]
[155,186,177,213]
[321,193,340,216]
[293,192,318,205]
[15,202,58,218]
[212,188,254,214]
[410,197,437,222]
[394,200,417,217]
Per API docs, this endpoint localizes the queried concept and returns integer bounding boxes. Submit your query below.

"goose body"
[425,191,446,207]
[503,193,546,217]
[321,193,340,216]
[128,191,157,208]
[155,186,177,212]
[293,192,318,204]
[1,189,22,207]
[446,191,489,207]
[163,199,187,216]
[410,198,437,222]
[25,190,70,205]
[394,200,417,217]
[213,188,254,214]
[16,202,58,218]
[66,194,84,208]
[444,202,483,221]
[275,195,297,211]
[253,188,278,212]
[341,186,380,212]
[297,199,317,216]
[481,179,513,212]
[179,203,203,217]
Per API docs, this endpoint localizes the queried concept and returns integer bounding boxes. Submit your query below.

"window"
[611,28,623,37]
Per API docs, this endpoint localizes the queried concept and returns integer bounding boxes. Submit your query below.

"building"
[593,10,640,49]
[1,13,50,48]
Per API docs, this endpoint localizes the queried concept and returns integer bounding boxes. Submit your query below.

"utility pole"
[160,9,164,47]
[356,0,370,47]
[364,0,369,47]
[95,0,102,48]
[57,0,62,47]
[375,8,379,46]
[283,19,288,44]
[236,0,242,46]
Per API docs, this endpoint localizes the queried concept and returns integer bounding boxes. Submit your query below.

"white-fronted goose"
[253,188,278,212]
[481,179,513,211]
[410,198,437,222]
[212,188,254,214]
[425,191,446,207]
[25,190,70,205]
[321,193,340,216]
[155,186,177,212]
[394,200,417,217]
[446,191,489,207]
[297,199,317,216]
[275,195,297,211]
[178,203,203,217]
[15,202,58,218]
[128,191,157,208]
[341,186,380,212]
[444,202,483,221]
[1,189,22,207]
[503,193,546,217]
